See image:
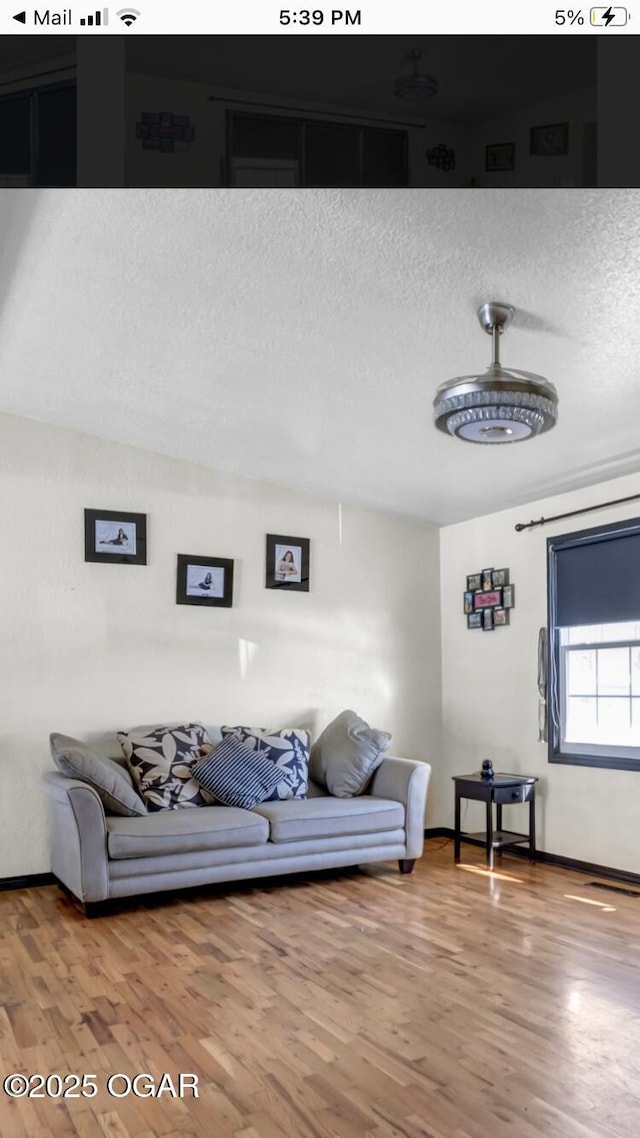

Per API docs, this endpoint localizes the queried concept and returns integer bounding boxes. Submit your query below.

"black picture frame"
[491,568,510,588]
[482,608,494,631]
[467,612,482,629]
[467,573,482,591]
[464,591,474,614]
[481,568,494,592]
[176,554,234,607]
[530,122,569,156]
[84,508,147,565]
[493,607,510,626]
[486,142,515,172]
[503,584,515,609]
[266,534,310,592]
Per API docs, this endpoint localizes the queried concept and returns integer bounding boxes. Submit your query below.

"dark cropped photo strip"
[0,31,637,187]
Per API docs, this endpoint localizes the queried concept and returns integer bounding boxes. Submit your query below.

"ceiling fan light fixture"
[433,303,558,444]
[394,49,438,101]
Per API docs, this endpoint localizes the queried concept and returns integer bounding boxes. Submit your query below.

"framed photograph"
[464,591,475,614]
[493,607,510,626]
[467,612,482,629]
[474,590,502,610]
[482,608,494,631]
[503,584,515,609]
[467,573,482,591]
[491,568,510,588]
[530,122,568,156]
[84,508,147,565]
[266,534,310,592]
[481,568,494,591]
[176,554,234,607]
[486,142,515,172]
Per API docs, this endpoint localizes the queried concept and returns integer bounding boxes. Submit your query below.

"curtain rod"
[515,492,640,532]
[208,94,426,129]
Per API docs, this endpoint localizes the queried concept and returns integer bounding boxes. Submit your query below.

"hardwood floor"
[1,841,640,1138]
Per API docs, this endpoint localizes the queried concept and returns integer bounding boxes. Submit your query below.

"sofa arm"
[43,771,109,903]
[368,757,431,860]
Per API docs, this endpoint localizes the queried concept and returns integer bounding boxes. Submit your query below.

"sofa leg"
[398,859,415,875]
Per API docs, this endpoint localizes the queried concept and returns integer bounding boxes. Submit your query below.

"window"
[227,112,408,188]
[548,518,640,770]
[0,83,76,187]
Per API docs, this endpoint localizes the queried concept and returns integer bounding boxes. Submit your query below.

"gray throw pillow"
[50,733,147,817]
[309,710,391,798]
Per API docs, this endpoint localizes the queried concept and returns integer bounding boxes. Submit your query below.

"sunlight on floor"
[564,893,616,912]
[456,864,523,883]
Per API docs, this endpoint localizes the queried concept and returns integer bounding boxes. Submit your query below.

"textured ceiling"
[0,38,594,126]
[1,188,640,525]
[127,37,595,124]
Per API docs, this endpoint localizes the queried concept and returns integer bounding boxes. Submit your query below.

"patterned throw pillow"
[192,734,285,809]
[117,722,215,811]
[220,726,310,800]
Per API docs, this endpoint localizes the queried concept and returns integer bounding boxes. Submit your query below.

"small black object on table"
[453,771,537,870]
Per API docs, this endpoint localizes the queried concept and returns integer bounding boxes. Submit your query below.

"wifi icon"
[116,7,140,23]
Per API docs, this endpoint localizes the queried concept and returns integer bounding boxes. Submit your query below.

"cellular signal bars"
[80,8,109,23]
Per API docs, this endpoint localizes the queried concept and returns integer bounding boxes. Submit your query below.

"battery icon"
[590,7,628,24]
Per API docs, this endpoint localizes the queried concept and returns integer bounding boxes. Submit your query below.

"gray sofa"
[43,727,431,916]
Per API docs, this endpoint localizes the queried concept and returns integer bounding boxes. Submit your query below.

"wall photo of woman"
[266,533,310,593]
[275,546,301,583]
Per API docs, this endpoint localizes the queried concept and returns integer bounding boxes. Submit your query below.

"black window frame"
[225,109,408,188]
[548,515,640,772]
[0,79,76,187]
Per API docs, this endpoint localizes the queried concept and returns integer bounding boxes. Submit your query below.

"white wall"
[0,413,441,877]
[438,471,640,875]
[125,73,594,190]
[125,72,472,188]
[471,87,596,189]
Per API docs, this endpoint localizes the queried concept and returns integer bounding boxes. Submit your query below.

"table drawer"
[494,783,534,805]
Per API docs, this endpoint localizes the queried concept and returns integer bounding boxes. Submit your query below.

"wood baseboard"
[425,828,640,888]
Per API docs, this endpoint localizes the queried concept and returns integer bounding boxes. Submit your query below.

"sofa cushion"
[117,723,214,811]
[309,710,391,798]
[192,734,285,809]
[50,733,147,817]
[107,805,269,859]
[221,726,310,800]
[253,795,404,843]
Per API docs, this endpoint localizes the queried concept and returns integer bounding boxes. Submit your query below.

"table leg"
[496,803,503,856]
[529,791,536,861]
[454,789,461,862]
[486,799,494,870]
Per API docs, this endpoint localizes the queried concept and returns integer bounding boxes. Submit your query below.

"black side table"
[453,773,538,870]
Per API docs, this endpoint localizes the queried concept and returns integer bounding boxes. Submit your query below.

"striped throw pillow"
[220,726,310,800]
[192,734,285,810]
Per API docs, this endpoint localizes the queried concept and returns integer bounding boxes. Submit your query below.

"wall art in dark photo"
[0,34,635,187]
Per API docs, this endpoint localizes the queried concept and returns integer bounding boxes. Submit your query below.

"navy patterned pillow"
[192,734,284,809]
[220,726,310,800]
[117,722,215,811]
